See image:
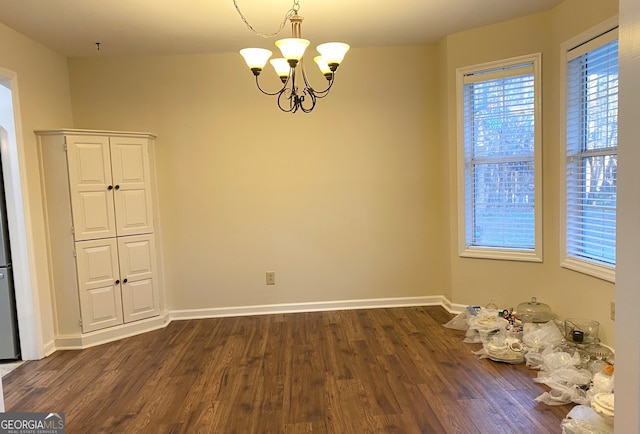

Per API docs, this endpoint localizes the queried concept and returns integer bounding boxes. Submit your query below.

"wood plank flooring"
[2,306,573,433]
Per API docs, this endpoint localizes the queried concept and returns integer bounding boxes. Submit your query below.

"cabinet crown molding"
[34,128,156,139]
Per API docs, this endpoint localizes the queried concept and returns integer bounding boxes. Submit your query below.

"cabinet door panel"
[66,135,116,241]
[110,137,154,236]
[124,279,157,319]
[118,189,153,235]
[75,238,123,332]
[118,234,159,322]
[77,192,114,235]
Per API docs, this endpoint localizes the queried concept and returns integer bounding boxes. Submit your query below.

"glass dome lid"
[516,297,553,323]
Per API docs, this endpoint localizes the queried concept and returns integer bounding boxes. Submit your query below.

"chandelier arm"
[254,75,289,97]
[308,74,335,97]
[277,89,297,113]
[312,86,334,98]
[299,59,335,97]
[289,67,303,112]
[299,89,317,113]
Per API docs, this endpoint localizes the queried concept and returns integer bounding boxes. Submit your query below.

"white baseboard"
[42,339,56,357]
[49,298,616,358]
[52,296,458,353]
[170,296,446,320]
[54,311,171,350]
[447,301,470,315]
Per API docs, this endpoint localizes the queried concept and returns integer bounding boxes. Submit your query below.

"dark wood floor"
[2,306,572,433]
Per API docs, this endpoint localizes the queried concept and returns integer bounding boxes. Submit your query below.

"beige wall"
[68,45,448,311]
[66,0,620,345]
[0,22,74,355]
[443,0,619,345]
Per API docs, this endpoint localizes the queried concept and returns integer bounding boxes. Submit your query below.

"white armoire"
[37,129,167,348]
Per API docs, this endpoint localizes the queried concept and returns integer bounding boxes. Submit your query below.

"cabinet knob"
[107,185,113,190]
[115,279,120,285]
[115,185,120,190]
[123,278,128,284]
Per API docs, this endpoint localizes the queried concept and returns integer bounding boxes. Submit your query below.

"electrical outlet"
[610,301,615,321]
[266,271,276,285]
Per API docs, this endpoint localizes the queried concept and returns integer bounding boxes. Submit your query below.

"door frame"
[1,67,45,360]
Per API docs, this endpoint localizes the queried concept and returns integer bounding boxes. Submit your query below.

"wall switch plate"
[266,271,275,285]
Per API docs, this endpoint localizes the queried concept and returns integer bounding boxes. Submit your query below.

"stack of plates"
[486,342,525,364]
[591,393,614,425]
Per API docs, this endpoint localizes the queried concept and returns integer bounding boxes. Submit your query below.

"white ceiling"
[0,0,564,57]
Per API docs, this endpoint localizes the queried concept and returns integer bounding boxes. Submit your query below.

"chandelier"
[234,0,350,113]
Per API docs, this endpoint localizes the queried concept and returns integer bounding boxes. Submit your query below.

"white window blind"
[565,32,618,269]
[462,62,537,252]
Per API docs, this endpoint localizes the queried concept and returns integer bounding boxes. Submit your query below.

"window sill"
[460,246,542,263]
[562,257,615,283]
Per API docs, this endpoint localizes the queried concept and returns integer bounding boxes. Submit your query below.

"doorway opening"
[0,69,42,361]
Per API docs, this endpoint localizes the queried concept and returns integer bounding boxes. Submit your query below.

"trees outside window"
[457,54,542,262]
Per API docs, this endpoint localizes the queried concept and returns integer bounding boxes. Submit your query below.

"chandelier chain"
[233,0,300,38]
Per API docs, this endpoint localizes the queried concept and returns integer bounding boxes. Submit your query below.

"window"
[457,54,542,261]
[562,20,618,282]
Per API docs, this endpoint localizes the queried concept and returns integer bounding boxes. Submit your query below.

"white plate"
[489,355,524,364]
[593,393,614,412]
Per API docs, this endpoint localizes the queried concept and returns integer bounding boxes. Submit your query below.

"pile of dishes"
[591,393,614,426]
[485,335,525,364]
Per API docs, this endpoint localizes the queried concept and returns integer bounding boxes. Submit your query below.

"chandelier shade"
[313,56,333,79]
[269,58,291,81]
[275,38,310,64]
[239,48,273,74]
[234,0,349,113]
[316,43,350,70]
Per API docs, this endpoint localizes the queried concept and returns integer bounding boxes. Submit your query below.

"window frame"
[560,16,618,283]
[456,53,543,262]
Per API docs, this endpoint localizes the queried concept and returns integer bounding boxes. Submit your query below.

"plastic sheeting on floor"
[444,308,615,429]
